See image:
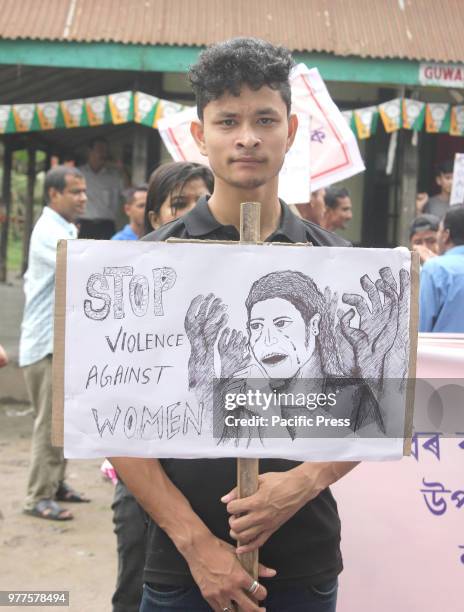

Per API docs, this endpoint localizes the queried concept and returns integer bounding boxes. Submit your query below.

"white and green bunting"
[353,106,379,139]
[402,99,426,130]
[450,105,464,136]
[425,103,451,133]
[0,91,188,135]
[0,92,462,140]
[379,99,402,133]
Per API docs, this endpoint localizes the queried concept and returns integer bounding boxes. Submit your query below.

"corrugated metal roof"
[1,0,463,63]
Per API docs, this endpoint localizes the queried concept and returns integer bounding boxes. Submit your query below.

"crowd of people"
[13,35,464,612]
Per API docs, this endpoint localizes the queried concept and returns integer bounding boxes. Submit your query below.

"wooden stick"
[403,250,420,455]
[237,202,261,582]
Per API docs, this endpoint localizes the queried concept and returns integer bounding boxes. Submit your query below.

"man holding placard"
[110,38,358,612]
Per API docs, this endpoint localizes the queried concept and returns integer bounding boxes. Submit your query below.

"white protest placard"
[450,152,464,205]
[289,64,365,191]
[158,64,364,203]
[55,241,416,462]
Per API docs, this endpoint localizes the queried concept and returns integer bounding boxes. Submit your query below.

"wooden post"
[21,146,36,275]
[397,130,419,247]
[0,137,13,282]
[237,202,261,583]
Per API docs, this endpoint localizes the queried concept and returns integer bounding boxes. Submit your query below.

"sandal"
[55,481,90,503]
[24,499,73,521]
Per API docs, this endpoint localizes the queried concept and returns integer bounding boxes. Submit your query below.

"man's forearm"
[109,457,211,556]
[292,461,360,504]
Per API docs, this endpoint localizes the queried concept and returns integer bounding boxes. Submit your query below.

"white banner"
[419,62,464,88]
[60,241,413,461]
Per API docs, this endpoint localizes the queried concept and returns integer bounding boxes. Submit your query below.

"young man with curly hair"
[110,38,357,612]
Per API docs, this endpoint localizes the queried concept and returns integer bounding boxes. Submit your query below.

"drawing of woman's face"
[248,298,320,379]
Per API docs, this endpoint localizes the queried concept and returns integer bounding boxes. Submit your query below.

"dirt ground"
[0,401,117,612]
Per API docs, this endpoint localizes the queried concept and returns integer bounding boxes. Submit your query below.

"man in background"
[409,213,439,265]
[323,186,352,233]
[416,159,454,218]
[78,138,125,239]
[20,166,90,521]
[419,205,464,332]
[293,188,326,225]
[112,185,148,241]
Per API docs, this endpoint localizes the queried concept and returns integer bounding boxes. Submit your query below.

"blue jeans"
[139,578,338,612]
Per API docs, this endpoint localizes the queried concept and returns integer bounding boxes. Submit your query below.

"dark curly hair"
[188,37,294,120]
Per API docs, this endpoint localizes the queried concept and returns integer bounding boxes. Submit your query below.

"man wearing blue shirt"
[112,185,148,241]
[419,205,464,333]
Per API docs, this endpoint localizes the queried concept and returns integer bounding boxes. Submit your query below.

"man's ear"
[285,114,299,153]
[48,187,58,204]
[190,120,208,157]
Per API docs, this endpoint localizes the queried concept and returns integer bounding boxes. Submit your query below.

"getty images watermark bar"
[0,591,69,606]
[212,378,464,440]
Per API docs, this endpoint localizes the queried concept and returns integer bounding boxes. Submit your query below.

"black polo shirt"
[142,196,348,588]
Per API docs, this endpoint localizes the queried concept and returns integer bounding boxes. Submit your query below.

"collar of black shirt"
[183,195,309,243]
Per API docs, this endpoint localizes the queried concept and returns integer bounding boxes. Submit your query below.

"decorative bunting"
[1,91,464,141]
[450,105,464,136]
[153,99,185,128]
[36,102,59,130]
[402,99,426,131]
[379,99,402,132]
[134,92,159,126]
[85,95,108,126]
[61,99,85,128]
[12,104,35,132]
[353,106,379,139]
[109,91,133,124]
[0,105,11,133]
[425,103,451,133]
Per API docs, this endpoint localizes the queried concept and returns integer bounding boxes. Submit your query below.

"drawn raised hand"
[339,267,402,382]
[218,327,251,379]
[185,293,228,390]
[383,267,410,380]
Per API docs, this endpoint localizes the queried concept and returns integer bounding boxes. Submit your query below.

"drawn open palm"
[185,293,228,389]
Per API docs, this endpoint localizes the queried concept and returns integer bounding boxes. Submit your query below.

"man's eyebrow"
[214,111,239,118]
[249,317,264,321]
[255,107,280,116]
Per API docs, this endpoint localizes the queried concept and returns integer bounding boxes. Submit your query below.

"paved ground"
[0,280,117,611]
[0,402,117,611]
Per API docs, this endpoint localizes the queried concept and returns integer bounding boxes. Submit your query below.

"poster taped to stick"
[54,241,417,461]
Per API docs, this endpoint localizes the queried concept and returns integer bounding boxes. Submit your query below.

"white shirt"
[78,163,124,221]
[19,207,77,367]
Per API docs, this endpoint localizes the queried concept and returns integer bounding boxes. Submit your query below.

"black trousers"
[111,480,148,612]
[78,219,116,240]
